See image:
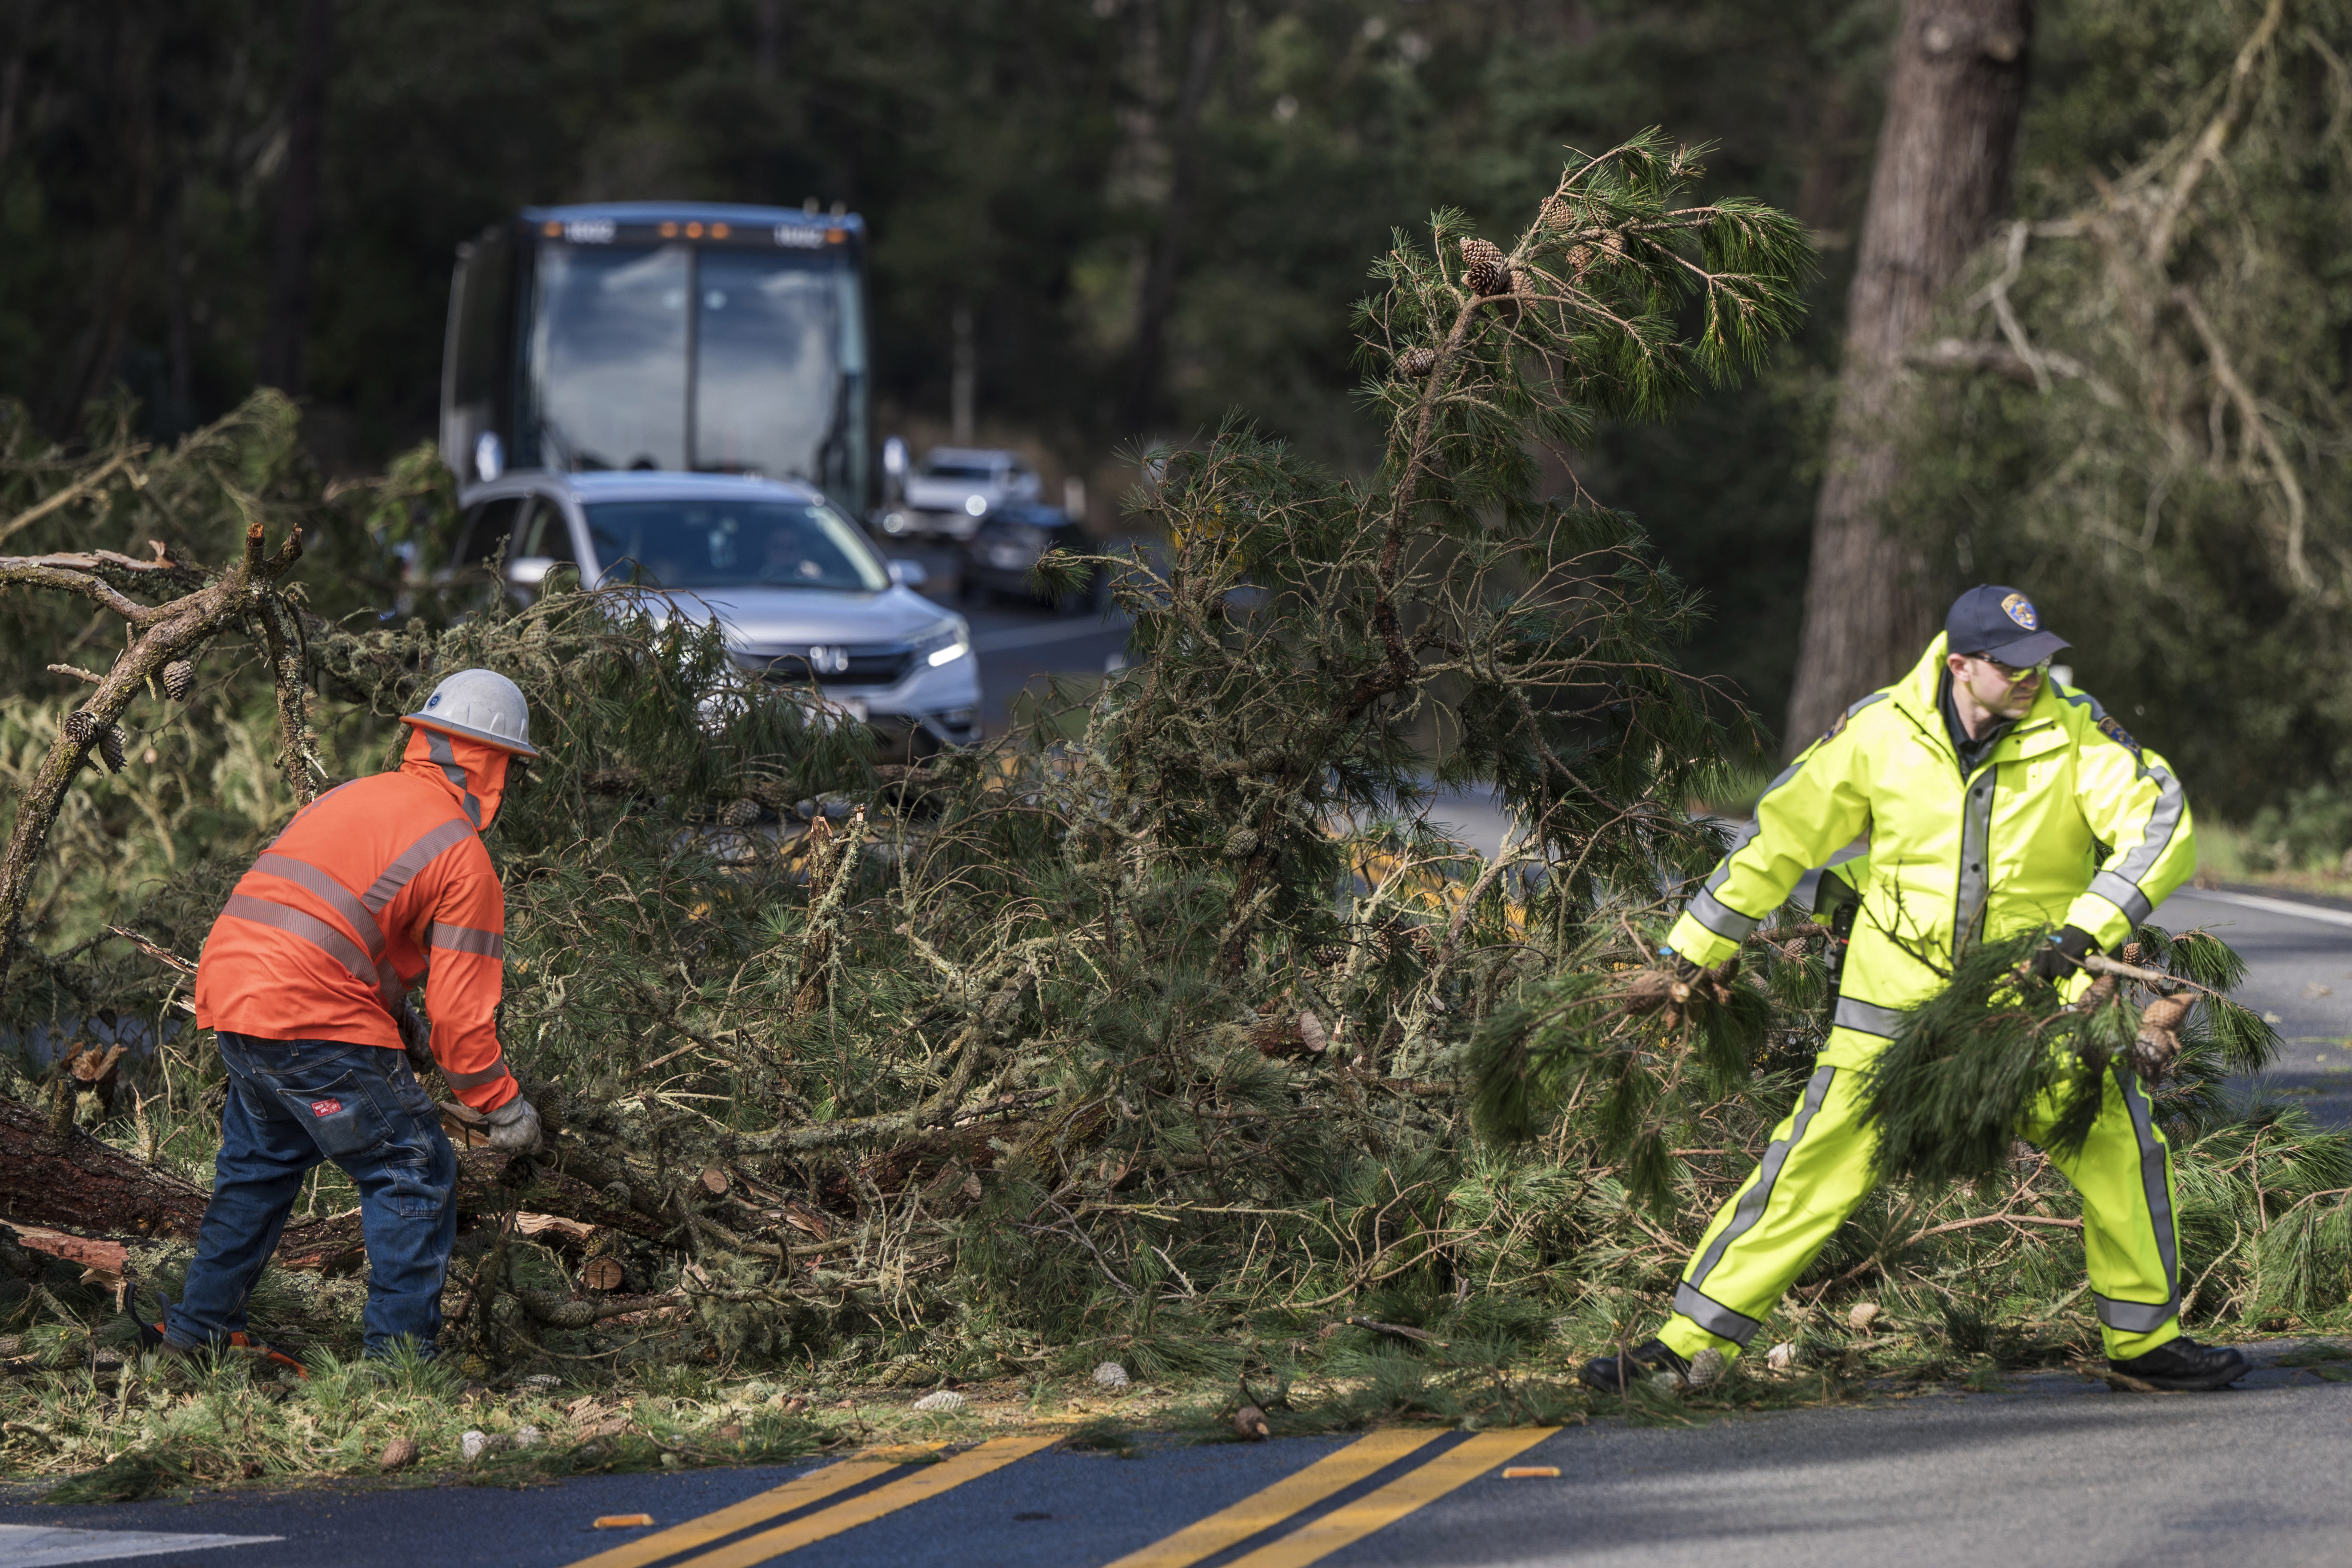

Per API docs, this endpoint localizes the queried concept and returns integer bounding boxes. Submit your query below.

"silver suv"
[449,471,978,755]
[878,447,1041,542]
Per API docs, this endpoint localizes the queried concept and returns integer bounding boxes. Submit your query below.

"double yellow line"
[564,1425,1556,1568]
[1105,1426,1555,1568]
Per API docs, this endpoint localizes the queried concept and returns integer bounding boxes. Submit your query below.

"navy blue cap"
[1946,585,2069,666]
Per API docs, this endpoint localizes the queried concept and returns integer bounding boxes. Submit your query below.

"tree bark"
[0,1095,663,1272]
[1784,0,2032,749]
[258,0,335,395]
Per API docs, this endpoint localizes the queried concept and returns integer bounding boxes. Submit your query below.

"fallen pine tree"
[0,137,2345,1489]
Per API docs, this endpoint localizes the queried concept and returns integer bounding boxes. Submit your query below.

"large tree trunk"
[1784,0,2033,748]
[257,0,336,395]
[0,1094,662,1272]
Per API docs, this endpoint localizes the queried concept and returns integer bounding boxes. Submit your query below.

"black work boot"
[2107,1335,2247,1391]
[1580,1338,1690,1395]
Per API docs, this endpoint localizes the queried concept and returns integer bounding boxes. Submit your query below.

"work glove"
[391,998,434,1078]
[480,1094,543,1156]
[2026,925,2099,981]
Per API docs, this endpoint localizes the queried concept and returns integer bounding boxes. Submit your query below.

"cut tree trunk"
[1784,0,2033,749]
[0,1095,664,1271]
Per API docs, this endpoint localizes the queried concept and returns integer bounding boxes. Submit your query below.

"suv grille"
[737,644,916,688]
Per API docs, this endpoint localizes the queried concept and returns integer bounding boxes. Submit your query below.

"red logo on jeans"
[309,1098,343,1117]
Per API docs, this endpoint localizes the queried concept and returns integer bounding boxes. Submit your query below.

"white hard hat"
[401,669,539,756]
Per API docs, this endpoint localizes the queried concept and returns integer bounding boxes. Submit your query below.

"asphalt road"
[6,1340,2350,1567]
[2155,884,2352,1125]
[900,546,1133,736]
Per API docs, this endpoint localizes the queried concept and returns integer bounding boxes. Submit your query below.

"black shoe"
[2107,1336,2247,1391]
[1580,1338,1690,1395]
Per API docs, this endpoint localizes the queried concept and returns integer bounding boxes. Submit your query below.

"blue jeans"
[167,1034,458,1358]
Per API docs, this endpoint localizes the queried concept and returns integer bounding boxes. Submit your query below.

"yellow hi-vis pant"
[1658,1041,2185,1363]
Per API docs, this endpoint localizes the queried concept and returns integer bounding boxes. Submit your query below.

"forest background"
[7,0,2351,827]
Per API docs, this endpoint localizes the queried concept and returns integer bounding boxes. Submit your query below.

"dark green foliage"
[1860,933,2116,1186]
[1469,940,1781,1215]
[1861,925,2281,1188]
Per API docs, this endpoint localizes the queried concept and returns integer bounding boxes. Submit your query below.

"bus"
[439,201,871,514]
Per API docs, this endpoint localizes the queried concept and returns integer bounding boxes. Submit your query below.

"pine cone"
[1221,825,1261,860]
[98,724,126,774]
[163,661,195,702]
[720,798,763,828]
[62,710,100,747]
[1538,194,1577,233]
[1396,346,1438,379]
[2125,993,2194,1082]
[1460,237,1512,297]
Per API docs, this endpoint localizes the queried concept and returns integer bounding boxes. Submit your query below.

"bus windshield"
[583,499,888,593]
[527,243,864,487]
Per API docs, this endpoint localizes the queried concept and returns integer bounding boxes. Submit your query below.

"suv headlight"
[913,621,970,668]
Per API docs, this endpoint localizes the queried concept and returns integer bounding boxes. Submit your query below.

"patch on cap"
[2000,592,2038,631]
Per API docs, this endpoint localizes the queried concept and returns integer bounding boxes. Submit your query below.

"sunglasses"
[1973,655,2050,686]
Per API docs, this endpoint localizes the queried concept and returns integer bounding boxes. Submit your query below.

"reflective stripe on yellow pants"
[1656,1030,2184,1362]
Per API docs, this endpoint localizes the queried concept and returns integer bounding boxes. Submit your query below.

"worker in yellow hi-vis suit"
[1582,586,2246,1393]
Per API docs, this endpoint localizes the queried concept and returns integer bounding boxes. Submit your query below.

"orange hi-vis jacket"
[194,726,518,1111]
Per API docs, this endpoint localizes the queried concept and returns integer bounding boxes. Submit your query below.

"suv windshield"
[584,499,887,592]
[920,461,999,480]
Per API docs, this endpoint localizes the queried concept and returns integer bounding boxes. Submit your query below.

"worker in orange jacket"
[156,670,542,1364]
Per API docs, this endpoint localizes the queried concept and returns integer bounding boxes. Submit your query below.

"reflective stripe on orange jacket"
[194,727,518,1111]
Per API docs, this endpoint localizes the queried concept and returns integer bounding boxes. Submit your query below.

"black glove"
[2027,925,2099,981]
[392,998,434,1077]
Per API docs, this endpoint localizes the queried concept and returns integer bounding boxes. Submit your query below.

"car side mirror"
[887,559,929,588]
[507,556,557,588]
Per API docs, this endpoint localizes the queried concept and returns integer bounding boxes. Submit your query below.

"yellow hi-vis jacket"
[1665,634,2194,1067]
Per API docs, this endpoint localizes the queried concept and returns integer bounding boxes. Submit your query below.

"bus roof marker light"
[711,222,731,238]
[660,221,679,238]
[542,221,561,237]
[826,228,846,244]
[685,222,704,238]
